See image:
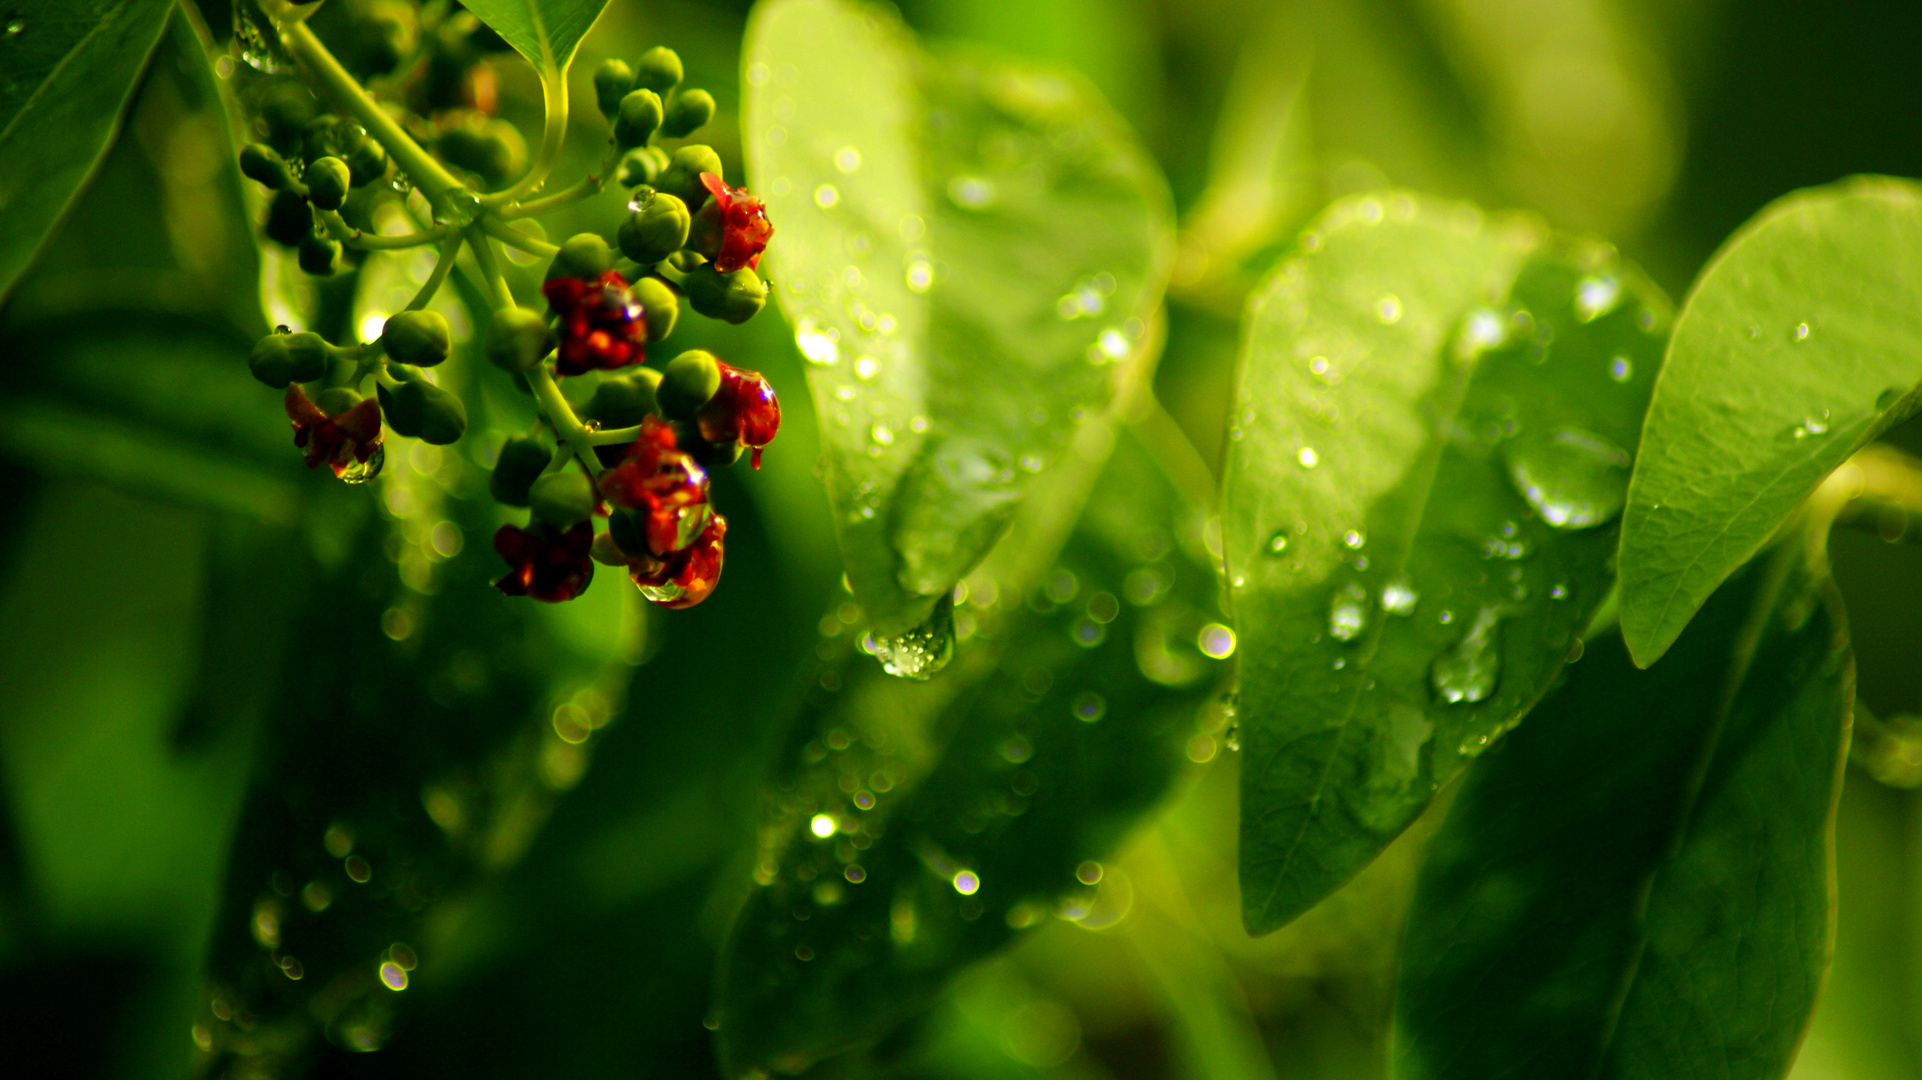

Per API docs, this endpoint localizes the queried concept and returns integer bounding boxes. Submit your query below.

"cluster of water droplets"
[864,593,957,680]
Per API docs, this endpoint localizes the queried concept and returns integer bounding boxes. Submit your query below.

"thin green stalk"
[405,232,466,311]
[526,363,600,473]
[501,176,600,220]
[589,425,642,445]
[321,210,448,251]
[480,216,561,258]
[464,227,516,311]
[485,70,570,207]
[281,21,463,204]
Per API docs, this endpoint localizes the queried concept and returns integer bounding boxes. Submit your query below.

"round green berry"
[545,232,615,282]
[585,368,663,429]
[594,59,635,120]
[240,143,297,190]
[614,88,663,150]
[247,330,330,388]
[529,471,596,528]
[659,350,721,419]
[381,310,452,367]
[265,189,314,247]
[306,156,352,211]
[655,144,723,208]
[630,277,679,342]
[633,46,683,94]
[377,367,468,445]
[682,264,767,325]
[660,89,715,139]
[617,190,690,266]
[491,436,551,507]
[298,234,342,276]
[486,307,552,373]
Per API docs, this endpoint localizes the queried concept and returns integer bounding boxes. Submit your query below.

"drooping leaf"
[1223,193,1672,934]
[1394,547,1852,1080]
[711,424,1226,1077]
[743,0,1174,640]
[1619,177,1922,666]
[453,0,612,78]
[0,0,174,304]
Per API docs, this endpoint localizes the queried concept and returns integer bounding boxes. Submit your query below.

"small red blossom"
[542,270,647,375]
[696,361,781,468]
[699,172,774,272]
[285,384,384,482]
[492,521,595,603]
[598,417,711,556]
[631,514,726,609]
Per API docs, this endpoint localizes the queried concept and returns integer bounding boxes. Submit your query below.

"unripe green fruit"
[607,507,649,557]
[660,89,715,139]
[594,59,635,120]
[247,330,330,388]
[381,310,451,367]
[487,307,552,372]
[306,156,352,210]
[659,350,721,419]
[378,367,468,445]
[436,114,526,186]
[315,387,365,416]
[358,0,418,74]
[529,471,596,528]
[585,368,663,429]
[490,436,551,507]
[266,189,315,247]
[591,530,630,566]
[614,88,663,150]
[240,143,297,190]
[630,277,679,342]
[617,146,669,188]
[682,264,767,325]
[655,145,723,208]
[545,232,615,282]
[633,47,683,94]
[617,190,690,265]
[298,234,342,276]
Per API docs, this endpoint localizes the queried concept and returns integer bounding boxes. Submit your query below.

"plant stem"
[502,176,601,220]
[485,70,570,207]
[281,21,463,204]
[320,210,448,250]
[464,227,516,311]
[588,425,642,445]
[405,232,466,311]
[479,216,561,258]
[526,363,600,473]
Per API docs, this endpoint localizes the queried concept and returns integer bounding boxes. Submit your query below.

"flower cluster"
[699,173,774,273]
[492,522,596,603]
[700,361,782,469]
[285,385,384,483]
[542,270,648,375]
[599,418,728,608]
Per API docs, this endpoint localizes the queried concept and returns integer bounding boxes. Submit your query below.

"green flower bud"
[377,366,468,445]
[585,368,662,429]
[614,88,663,150]
[301,115,342,166]
[306,156,352,211]
[618,146,669,188]
[617,190,690,265]
[315,387,365,416]
[490,436,551,507]
[655,145,723,208]
[247,330,330,388]
[659,350,721,419]
[633,46,683,94]
[381,310,452,367]
[660,89,715,139]
[487,306,552,372]
[545,233,615,282]
[681,264,767,325]
[594,59,635,120]
[668,417,740,468]
[529,470,596,528]
[607,506,648,558]
[298,234,342,276]
[240,143,297,190]
[630,276,679,342]
[266,189,315,247]
[436,113,526,187]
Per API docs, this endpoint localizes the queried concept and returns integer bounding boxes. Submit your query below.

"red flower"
[699,173,773,273]
[598,417,711,556]
[285,384,384,483]
[631,514,726,609]
[696,361,781,469]
[542,270,647,375]
[492,521,595,602]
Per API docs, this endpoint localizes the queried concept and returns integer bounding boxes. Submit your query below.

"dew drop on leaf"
[866,594,956,680]
[1430,605,1503,705]
[1381,577,1419,615]
[1328,582,1370,642]
[1502,426,1632,529]
[1267,531,1290,555]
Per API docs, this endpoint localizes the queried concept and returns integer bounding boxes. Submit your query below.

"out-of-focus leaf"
[0,0,174,303]
[712,423,1226,1076]
[1224,193,1672,934]
[1395,546,1852,1080]
[457,0,612,78]
[1619,177,1922,666]
[743,0,1173,639]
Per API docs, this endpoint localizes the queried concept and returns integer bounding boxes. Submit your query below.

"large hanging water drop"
[866,594,956,680]
[1503,426,1631,529]
[1430,606,1503,704]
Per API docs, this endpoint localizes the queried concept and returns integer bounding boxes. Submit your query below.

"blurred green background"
[5,1,1922,1077]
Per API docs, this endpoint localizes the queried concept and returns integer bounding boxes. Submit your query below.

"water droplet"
[796,319,841,365]
[1328,583,1369,642]
[1072,691,1106,722]
[1381,577,1419,615]
[814,184,840,209]
[810,813,837,837]
[1793,321,1811,341]
[948,176,995,210]
[1222,724,1241,751]
[953,870,981,895]
[1376,294,1403,325]
[866,596,956,680]
[1267,531,1290,555]
[855,356,879,380]
[1308,355,1340,384]
[232,0,292,72]
[1197,623,1237,659]
[834,147,862,173]
[1430,606,1503,704]
[1574,275,1621,321]
[1803,410,1830,436]
[870,422,895,447]
[1095,328,1130,363]
[1341,529,1366,550]
[1457,307,1507,357]
[1504,427,1632,529]
[339,446,385,484]
[1549,582,1569,600]
[905,258,934,293]
[1297,447,1320,469]
[1608,355,1633,382]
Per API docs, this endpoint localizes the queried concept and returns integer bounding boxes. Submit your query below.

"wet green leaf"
[743,0,1173,639]
[712,424,1225,1077]
[1619,177,1922,666]
[1395,549,1852,1080]
[455,0,612,78]
[0,0,174,304]
[1223,193,1672,934]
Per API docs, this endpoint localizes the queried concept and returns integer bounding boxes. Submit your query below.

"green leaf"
[1223,193,1673,934]
[1394,549,1852,1080]
[0,0,174,304]
[456,0,612,78]
[1619,177,1922,666]
[711,424,1226,1077]
[743,0,1174,638]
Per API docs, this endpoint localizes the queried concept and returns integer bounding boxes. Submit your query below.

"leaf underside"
[455,0,611,76]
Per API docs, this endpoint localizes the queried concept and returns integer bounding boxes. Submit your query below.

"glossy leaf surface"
[456,0,611,77]
[1396,551,1852,1080]
[713,425,1225,1076]
[0,0,174,302]
[744,0,1173,638]
[1224,194,1672,934]
[1619,177,1922,665]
